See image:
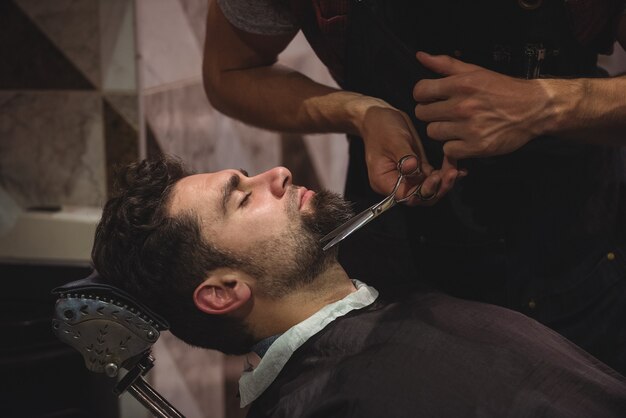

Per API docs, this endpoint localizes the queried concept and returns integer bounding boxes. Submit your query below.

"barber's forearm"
[204,64,390,137]
[540,14,626,145]
[540,75,626,145]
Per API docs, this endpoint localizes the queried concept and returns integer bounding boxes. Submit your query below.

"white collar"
[238,280,379,407]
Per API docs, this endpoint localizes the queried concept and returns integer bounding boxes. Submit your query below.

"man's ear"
[193,269,252,315]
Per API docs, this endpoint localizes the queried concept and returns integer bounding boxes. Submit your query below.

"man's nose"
[255,166,292,197]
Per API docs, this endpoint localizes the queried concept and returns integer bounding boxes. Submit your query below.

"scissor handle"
[387,155,422,203]
[397,154,421,177]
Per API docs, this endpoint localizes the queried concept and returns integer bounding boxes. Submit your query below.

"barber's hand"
[413,52,550,159]
[360,103,464,206]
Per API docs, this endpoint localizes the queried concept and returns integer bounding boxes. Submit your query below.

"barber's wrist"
[345,95,395,137]
[538,78,586,137]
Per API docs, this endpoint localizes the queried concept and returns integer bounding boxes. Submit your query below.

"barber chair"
[51,272,185,418]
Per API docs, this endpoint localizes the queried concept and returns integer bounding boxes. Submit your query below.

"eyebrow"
[221,174,240,215]
[220,169,248,215]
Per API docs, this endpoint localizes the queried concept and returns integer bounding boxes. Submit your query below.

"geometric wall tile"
[143,81,281,176]
[279,32,340,89]
[146,122,164,161]
[14,0,101,89]
[0,1,95,90]
[0,92,105,207]
[100,0,137,92]
[136,0,203,90]
[177,0,209,47]
[103,99,139,197]
[104,93,139,131]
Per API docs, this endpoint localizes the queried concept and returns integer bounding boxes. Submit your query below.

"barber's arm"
[413,14,626,160]
[203,1,460,204]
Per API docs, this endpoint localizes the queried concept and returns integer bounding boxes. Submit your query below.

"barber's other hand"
[413,52,551,159]
[360,102,463,206]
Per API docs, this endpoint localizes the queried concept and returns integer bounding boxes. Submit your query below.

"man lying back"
[92,157,626,417]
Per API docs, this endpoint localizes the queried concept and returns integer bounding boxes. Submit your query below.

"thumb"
[416,51,481,76]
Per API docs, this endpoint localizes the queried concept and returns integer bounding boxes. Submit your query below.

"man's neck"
[249,262,356,340]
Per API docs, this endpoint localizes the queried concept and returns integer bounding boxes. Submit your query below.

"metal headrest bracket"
[52,280,184,418]
[52,290,163,374]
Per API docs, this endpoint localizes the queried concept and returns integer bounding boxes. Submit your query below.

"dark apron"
[293,0,626,374]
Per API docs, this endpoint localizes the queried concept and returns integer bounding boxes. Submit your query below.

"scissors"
[320,154,423,251]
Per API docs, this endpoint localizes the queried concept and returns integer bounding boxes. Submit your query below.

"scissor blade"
[320,208,375,251]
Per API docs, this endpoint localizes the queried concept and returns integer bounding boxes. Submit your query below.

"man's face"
[169,167,352,296]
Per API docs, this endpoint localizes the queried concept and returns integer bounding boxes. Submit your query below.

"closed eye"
[240,191,251,208]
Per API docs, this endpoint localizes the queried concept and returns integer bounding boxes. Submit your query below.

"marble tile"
[177,0,209,48]
[0,92,105,208]
[104,93,140,130]
[100,0,137,92]
[15,0,101,88]
[136,0,203,90]
[103,99,139,196]
[0,1,94,90]
[143,81,281,175]
[153,332,225,418]
[146,122,165,160]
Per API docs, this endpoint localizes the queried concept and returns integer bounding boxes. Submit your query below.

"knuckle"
[453,101,472,118]
[483,140,500,155]
[456,74,480,94]
[476,139,495,155]
[441,54,456,67]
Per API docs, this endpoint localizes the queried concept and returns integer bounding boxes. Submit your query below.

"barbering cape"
[246,291,626,417]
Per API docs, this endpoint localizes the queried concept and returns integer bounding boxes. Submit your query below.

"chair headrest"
[53,270,169,329]
[52,270,169,375]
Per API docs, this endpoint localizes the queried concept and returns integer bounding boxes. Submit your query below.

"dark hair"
[91,158,254,354]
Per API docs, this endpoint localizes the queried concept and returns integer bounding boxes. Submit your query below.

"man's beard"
[301,189,354,241]
[251,188,353,298]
